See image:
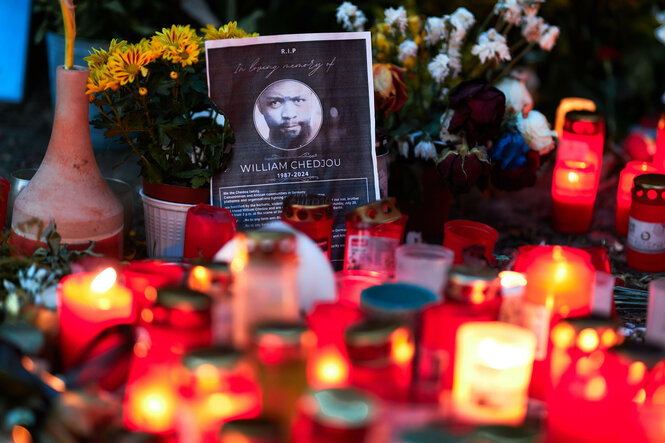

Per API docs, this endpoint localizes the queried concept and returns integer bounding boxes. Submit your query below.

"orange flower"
[372,63,409,116]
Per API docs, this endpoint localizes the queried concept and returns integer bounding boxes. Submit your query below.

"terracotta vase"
[10,65,124,258]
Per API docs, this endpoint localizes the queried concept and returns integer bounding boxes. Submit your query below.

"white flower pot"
[140,188,196,258]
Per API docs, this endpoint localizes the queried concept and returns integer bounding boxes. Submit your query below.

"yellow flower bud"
[402,57,416,71]
[139,87,148,96]
[170,71,178,79]
[408,15,422,36]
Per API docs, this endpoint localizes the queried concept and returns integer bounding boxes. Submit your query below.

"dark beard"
[269,123,312,149]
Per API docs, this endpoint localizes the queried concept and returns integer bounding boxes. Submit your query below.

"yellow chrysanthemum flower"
[86,67,117,95]
[137,38,161,64]
[152,25,203,66]
[85,39,127,70]
[107,43,153,85]
[201,22,259,40]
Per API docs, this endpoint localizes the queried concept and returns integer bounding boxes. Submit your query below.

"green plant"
[86,23,257,188]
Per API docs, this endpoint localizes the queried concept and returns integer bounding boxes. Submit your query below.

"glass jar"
[626,173,665,272]
[281,194,333,258]
[231,230,299,348]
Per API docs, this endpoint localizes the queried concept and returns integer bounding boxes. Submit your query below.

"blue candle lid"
[360,283,437,314]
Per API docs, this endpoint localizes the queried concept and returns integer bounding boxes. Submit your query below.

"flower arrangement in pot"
[336,1,560,237]
[85,22,257,256]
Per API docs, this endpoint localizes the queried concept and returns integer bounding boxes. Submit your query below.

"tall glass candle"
[443,219,498,265]
[626,173,665,272]
[522,245,595,400]
[556,110,605,174]
[452,322,536,425]
[231,230,299,348]
[652,113,665,171]
[57,267,134,370]
[554,97,596,138]
[551,160,598,234]
[615,161,658,236]
[281,194,333,258]
[177,347,261,443]
[343,198,407,278]
[395,243,455,297]
[121,259,185,318]
[335,269,385,307]
[183,203,237,261]
[419,266,502,401]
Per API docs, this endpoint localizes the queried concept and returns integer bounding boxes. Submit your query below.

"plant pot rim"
[142,178,210,205]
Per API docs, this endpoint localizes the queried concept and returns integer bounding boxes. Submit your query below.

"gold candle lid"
[243,230,297,262]
[155,286,211,311]
[219,418,282,441]
[282,194,333,222]
[633,173,665,194]
[445,265,500,304]
[182,346,242,370]
[345,197,402,224]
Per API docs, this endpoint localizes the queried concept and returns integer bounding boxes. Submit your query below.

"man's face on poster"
[256,80,321,150]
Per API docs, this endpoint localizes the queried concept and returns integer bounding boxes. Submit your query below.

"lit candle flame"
[567,171,579,184]
[478,338,530,370]
[310,348,349,387]
[91,267,117,293]
[391,328,414,365]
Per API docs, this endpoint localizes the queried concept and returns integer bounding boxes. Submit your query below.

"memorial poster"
[206,32,379,267]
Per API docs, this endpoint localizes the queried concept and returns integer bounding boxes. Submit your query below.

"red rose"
[447,79,506,147]
[437,148,490,193]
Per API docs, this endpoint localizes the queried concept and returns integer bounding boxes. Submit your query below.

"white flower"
[447,46,463,76]
[657,24,665,45]
[539,25,559,51]
[398,40,418,62]
[656,9,665,25]
[336,2,367,31]
[495,77,533,116]
[384,6,408,33]
[425,17,447,46]
[4,293,21,317]
[439,110,463,145]
[397,137,411,158]
[414,139,438,161]
[450,7,475,32]
[428,53,451,84]
[517,110,557,154]
[471,29,511,64]
[521,15,546,43]
[494,0,523,25]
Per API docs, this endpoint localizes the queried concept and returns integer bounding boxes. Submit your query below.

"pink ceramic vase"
[10,65,124,258]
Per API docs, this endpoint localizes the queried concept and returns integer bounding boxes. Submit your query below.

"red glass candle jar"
[419,266,501,401]
[124,286,212,435]
[121,260,185,320]
[281,194,333,258]
[551,160,598,234]
[219,418,282,443]
[177,347,262,443]
[557,110,605,173]
[626,173,665,272]
[522,245,595,400]
[183,203,237,261]
[0,176,9,229]
[251,322,311,437]
[615,162,659,236]
[343,198,407,278]
[290,388,376,443]
[344,319,413,403]
[443,219,498,265]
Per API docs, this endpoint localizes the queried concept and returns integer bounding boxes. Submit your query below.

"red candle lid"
[345,197,402,224]
[632,173,665,203]
[242,230,297,263]
[282,194,333,222]
[564,110,604,135]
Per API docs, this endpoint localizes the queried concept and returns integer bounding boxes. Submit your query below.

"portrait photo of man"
[254,79,323,150]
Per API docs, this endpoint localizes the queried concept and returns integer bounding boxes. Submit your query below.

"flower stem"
[58,0,76,69]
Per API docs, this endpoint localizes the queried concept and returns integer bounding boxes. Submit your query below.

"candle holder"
[626,173,665,272]
[343,198,407,278]
[219,418,283,443]
[281,194,334,258]
[394,243,455,298]
[615,162,658,236]
[183,203,237,261]
[443,219,498,265]
[556,110,605,173]
[452,321,536,425]
[121,259,185,319]
[551,160,598,234]
[176,347,261,443]
[335,269,386,307]
[498,271,527,326]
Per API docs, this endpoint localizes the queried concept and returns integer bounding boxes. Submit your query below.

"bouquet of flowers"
[86,23,257,188]
[336,1,560,192]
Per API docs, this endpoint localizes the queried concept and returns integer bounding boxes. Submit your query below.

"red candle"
[121,260,185,318]
[57,267,134,370]
[183,203,236,261]
[443,219,498,265]
[0,177,9,229]
[626,174,665,272]
[281,194,334,258]
[556,110,605,174]
[551,160,598,234]
[615,161,658,236]
[522,245,596,400]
